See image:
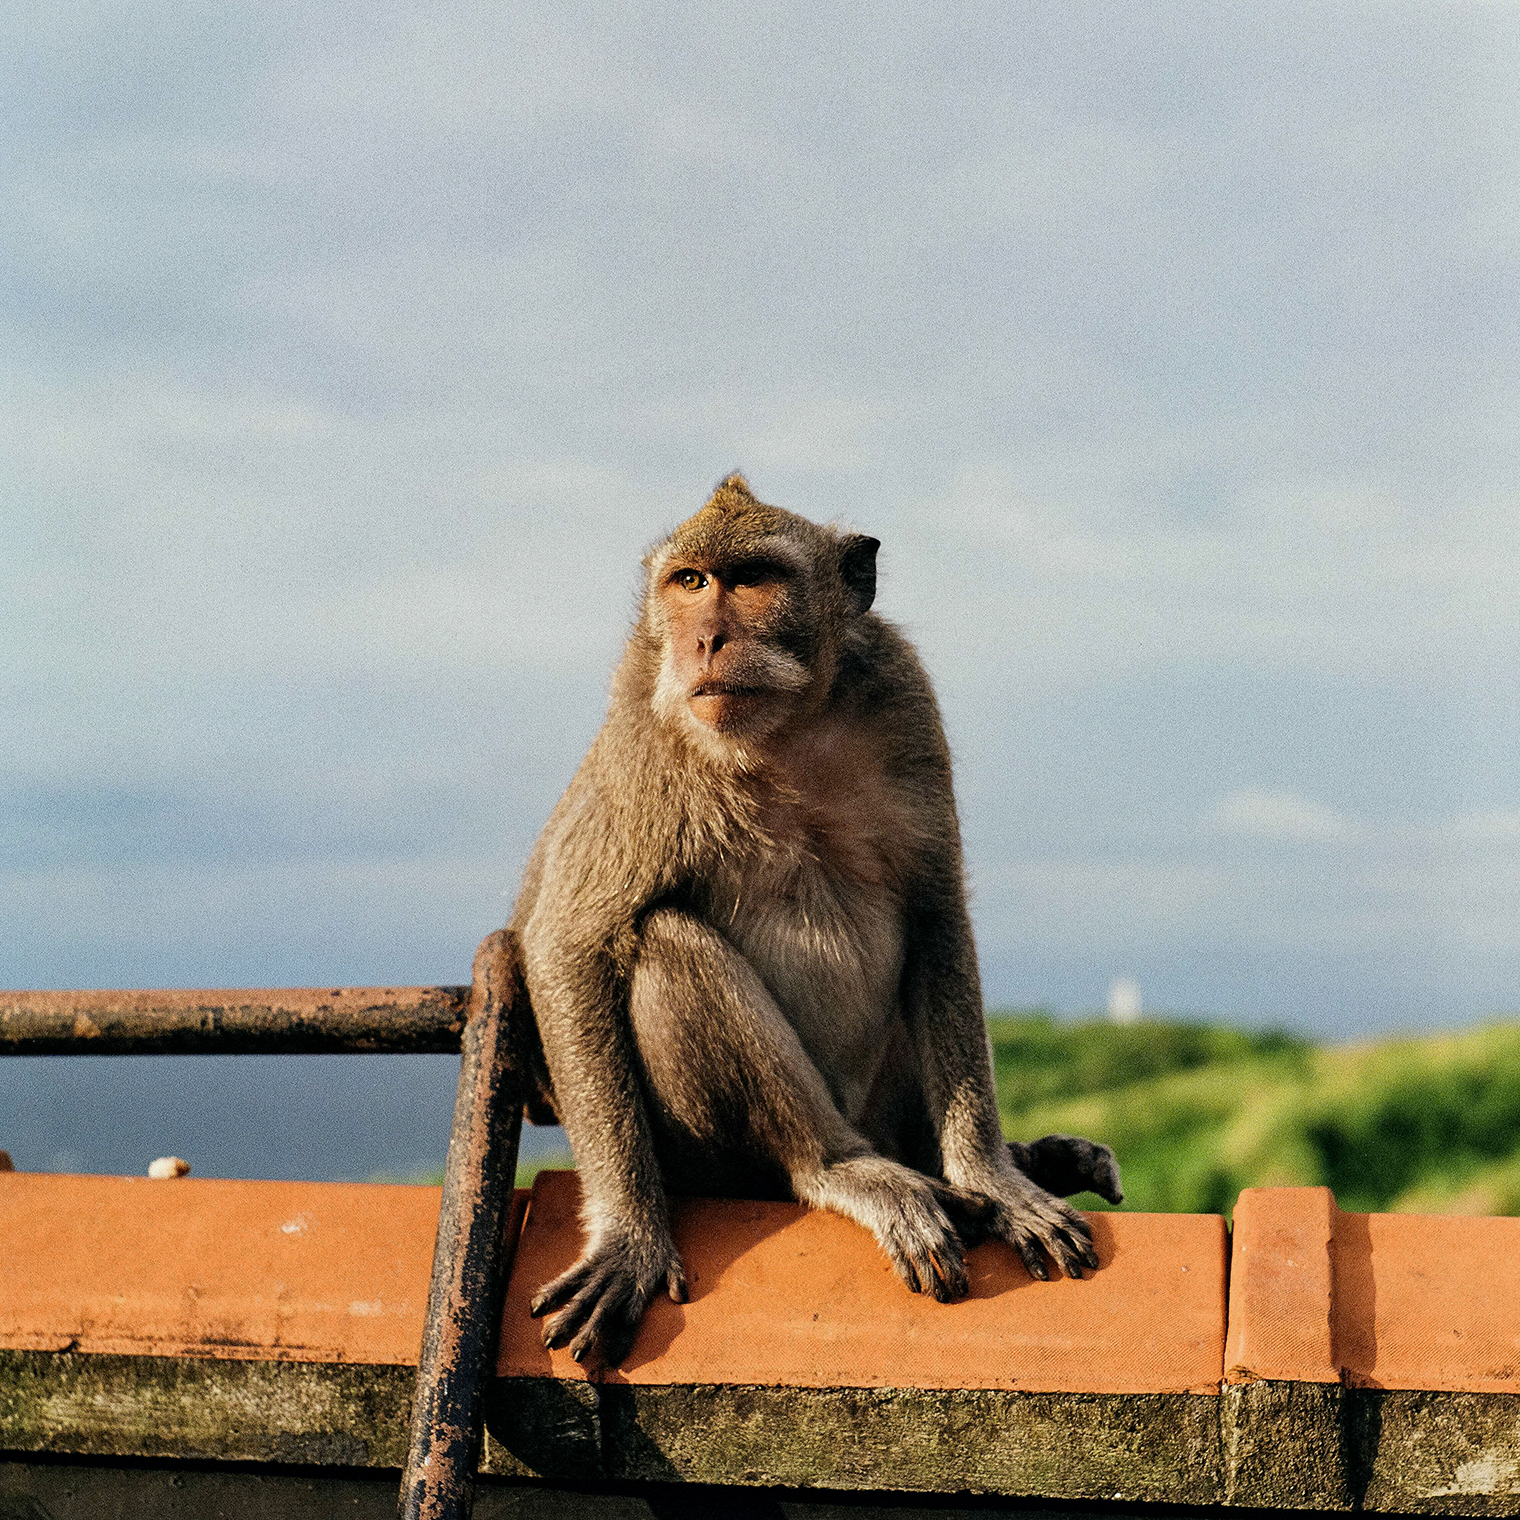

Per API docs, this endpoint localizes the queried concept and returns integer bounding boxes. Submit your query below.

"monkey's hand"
[530,1229,687,1367]
[1008,1133,1123,1206]
[804,1155,997,1304]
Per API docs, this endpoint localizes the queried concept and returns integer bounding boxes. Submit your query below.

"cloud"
[1447,809,1520,843]
[6,1,1520,1041]
[1206,789,1353,842]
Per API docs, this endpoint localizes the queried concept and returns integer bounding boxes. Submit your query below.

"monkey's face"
[649,548,814,744]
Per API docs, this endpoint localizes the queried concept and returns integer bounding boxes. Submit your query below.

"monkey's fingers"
[567,1279,643,1366]
[542,1263,641,1362]
[1025,1206,1098,1279]
[885,1222,969,1303]
[667,1265,688,1303]
[926,1248,970,1303]
[530,1258,596,1318]
[996,1193,1100,1280]
[1011,1232,1051,1282]
[540,1273,610,1352]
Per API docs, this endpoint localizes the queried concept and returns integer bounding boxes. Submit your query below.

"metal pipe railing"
[0,985,470,1055]
[0,936,527,1520]
[399,930,524,1520]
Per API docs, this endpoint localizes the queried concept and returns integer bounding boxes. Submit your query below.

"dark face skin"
[658,558,794,732]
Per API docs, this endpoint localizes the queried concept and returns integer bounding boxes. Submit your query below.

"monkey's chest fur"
[695,747,916,1125]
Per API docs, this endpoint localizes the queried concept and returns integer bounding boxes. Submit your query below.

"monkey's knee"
[627,909,762,1127]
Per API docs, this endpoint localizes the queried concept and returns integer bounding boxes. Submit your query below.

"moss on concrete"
[0,1349,413,1468]
[485,1378,1220,1503]
[12,1348,1520,1512]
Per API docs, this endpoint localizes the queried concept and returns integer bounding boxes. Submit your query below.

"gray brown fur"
[509,474,1119,1365]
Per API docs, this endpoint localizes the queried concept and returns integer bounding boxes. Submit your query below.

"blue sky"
[5,3,1520,1173]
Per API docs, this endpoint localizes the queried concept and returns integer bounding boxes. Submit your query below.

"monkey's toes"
[895,1239,968,1303]
[530,1259,593,1318]
[532,1239,684,1366]
[1000,1194,1100,1280]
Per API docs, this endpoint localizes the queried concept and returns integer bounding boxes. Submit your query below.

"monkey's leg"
[630,908,985,1303]
[861,1032,1122,1209]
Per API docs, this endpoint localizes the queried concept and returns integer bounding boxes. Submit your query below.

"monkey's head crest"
[664,473,823,565]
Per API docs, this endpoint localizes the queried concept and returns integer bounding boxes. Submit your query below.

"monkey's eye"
[675,570,708,592]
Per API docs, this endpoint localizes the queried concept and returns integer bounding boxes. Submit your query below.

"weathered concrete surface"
[1358,1389,1520,1515]
[486,1379,1221,1500]
[0,1351,1223,1503]
[1223,1380,1354,1510]
[604,1384,1220,1502]
[0,1348,413,1467]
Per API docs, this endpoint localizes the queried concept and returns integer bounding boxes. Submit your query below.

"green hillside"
[507,1013,1520,1214]
[991,1012,1520,1217]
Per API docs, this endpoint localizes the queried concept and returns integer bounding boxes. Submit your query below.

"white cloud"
[1447,809,1520,842]
[1207,788,1354,842]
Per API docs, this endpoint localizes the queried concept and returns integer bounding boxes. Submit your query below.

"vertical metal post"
[399,929,524,1520]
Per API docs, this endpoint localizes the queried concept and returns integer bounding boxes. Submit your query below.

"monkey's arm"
[900,870,1101,1280]
[514,817,687,1365]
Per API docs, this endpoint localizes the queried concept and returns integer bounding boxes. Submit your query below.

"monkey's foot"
[1008,1133,1123,1206]
[530,1232,687,1367]
[974,1174,1101,1281]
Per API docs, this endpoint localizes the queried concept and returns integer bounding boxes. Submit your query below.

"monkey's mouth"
[687,682,769,728]
[689,681,766,700]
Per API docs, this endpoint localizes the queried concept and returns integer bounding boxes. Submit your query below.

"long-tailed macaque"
[510,474,1120,1365]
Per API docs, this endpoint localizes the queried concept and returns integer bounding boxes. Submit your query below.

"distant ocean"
[0,1053,568,1180]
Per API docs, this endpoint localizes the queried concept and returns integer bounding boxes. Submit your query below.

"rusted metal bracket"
[398,929,524,1520]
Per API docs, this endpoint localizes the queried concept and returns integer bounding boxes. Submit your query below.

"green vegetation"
[991,1011,1520,1217]
[451,1013,1520,1216]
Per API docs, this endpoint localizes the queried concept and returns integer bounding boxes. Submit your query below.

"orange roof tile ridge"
[497,1169,1228,1394]
[1224,1186,1338,1385]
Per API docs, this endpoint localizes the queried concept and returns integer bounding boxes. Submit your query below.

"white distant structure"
[1107,977,1141,1025]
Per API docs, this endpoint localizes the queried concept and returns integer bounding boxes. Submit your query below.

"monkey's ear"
[838,534,880,615]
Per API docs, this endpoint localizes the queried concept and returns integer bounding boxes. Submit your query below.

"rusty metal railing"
[0,931,527,1520]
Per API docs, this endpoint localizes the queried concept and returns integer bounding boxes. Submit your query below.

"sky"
[5,2,1520,1176]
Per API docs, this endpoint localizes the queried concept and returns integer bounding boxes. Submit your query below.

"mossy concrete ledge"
[485,1379,1222,1501]
[486,1170,1228,1502]
[0,1347,414,1467]
[10,1169,1520,1511]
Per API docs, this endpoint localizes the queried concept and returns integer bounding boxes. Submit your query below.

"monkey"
[509,474,1121,1366]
